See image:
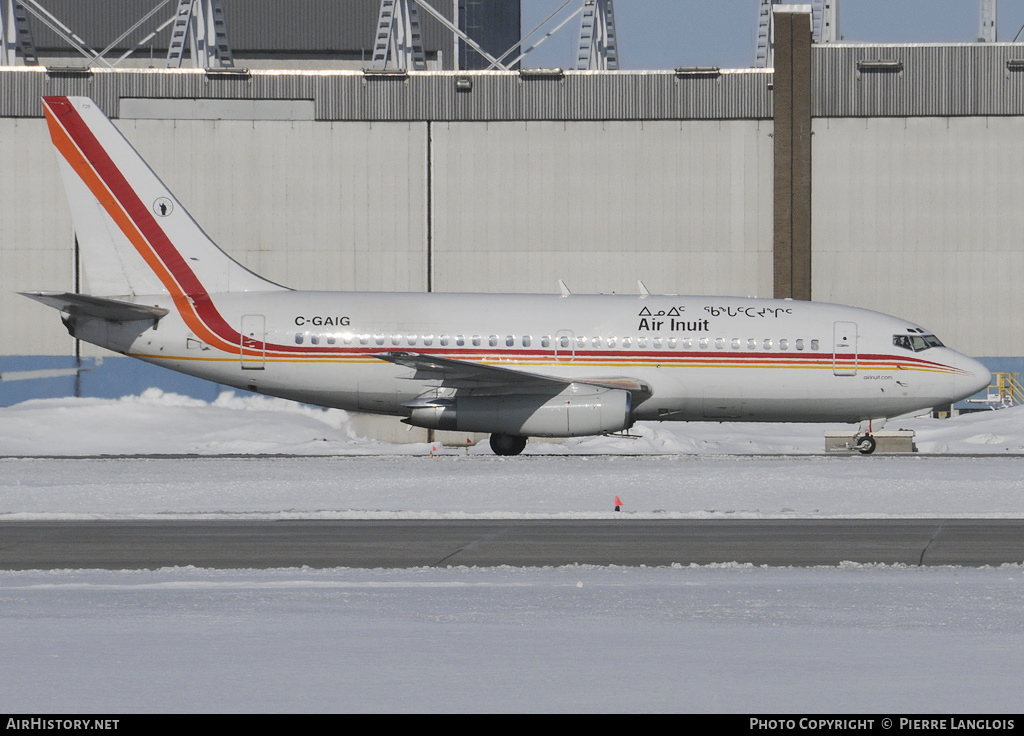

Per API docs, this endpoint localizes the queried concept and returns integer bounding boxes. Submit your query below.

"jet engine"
[404,384,633,438]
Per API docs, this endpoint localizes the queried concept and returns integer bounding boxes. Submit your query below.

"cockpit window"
[893,334,944,352]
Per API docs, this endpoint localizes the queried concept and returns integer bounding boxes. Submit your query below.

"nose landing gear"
[855,433,877,455]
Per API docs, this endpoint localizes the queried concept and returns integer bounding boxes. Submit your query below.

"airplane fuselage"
[30,96,992,454]
[76,290,987,426]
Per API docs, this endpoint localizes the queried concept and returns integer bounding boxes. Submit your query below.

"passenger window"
[559,335,570,348]
[541,335,551,348]
[472,335,482,347]
[407,335,417,346]
[779,339,788,351]
[423,335,434,346]
[653,337,662,349]
[592,337,602,348]
[440,335,450,346]
[327,335,336,345]
[523,336,532,347]
[506,336,515,347]
[311,334,320,345]
[667,337,676,349]
[715,338,725,350]
[374,334,385,346]
[795,339,804,351]
[699,337,709,349]
[391,334,402,346]
[622,337,632,348]
[747,338,756,350]
[681,338,692,350]
[456,335,465,347]
[763,339,772,350]
[731,338,740,350]
[295,333,304,345]
[576,336,587,348]
[810,339,819,351]
[489,335,498,347]
[637,337,648,349]
[607,337,616,348]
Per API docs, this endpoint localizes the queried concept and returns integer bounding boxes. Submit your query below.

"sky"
[519,0,1024,70]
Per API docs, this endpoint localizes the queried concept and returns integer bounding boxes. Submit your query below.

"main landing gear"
[490,433,527,456]
[854,433,877,455]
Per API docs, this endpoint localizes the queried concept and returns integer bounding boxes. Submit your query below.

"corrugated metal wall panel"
[0,70,46,117]
[0,69,774,121]
[8,37,1024,120]
[812,44,1024,117]
[323,71,776,121]
[15,43,1024,122]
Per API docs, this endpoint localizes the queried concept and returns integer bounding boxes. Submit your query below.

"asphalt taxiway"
[2,519,1023,569]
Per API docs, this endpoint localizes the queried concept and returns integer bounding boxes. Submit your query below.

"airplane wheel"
[490,434,527,456]
[857,434,877,455]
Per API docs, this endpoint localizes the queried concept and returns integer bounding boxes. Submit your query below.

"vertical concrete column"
[772,6,812,300]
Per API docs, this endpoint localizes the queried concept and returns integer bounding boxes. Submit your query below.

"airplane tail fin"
[42,96,284,297]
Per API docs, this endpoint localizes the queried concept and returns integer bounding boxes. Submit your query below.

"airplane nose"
[953,354,992,402]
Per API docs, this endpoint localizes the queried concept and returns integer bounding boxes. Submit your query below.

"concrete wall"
[0,118,75,355]
[430,120,773,296]
[125,118,429,294]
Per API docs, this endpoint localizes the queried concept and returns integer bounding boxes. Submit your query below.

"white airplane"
[24,96,990,455]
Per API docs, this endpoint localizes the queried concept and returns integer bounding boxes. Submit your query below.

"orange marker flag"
[614,495,623,512]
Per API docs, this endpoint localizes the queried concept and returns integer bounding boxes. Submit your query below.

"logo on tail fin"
[153,198,173,217]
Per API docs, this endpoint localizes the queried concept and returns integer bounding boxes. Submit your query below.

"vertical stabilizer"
[42,96,285,297]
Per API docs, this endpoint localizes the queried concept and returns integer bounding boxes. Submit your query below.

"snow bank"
[2,388,1022,456]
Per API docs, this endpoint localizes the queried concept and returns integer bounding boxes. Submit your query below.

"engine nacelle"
[405,384,633,438]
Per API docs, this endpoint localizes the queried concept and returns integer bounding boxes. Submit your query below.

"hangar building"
[1,1,1020,423]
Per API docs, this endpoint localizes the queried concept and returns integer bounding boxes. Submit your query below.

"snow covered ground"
[2,392,1023,713]
[3,387,1024,457]
[4,564,1024,713]
[4,453,1024,519]
[3,388,1024,520]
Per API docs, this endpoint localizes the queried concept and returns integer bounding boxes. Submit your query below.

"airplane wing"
[373,351,652,396]
[21,291,169,322]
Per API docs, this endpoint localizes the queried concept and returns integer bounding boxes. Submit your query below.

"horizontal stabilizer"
[21,291,169,322]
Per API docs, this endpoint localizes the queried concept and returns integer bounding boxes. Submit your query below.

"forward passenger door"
[833,321,857,376]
